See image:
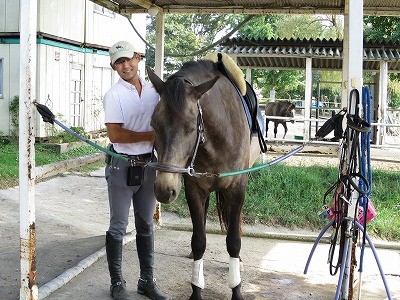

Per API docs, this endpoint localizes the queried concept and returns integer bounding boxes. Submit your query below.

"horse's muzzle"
[154,172,182,204]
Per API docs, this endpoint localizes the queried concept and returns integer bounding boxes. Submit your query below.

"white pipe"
[19,0,38,299]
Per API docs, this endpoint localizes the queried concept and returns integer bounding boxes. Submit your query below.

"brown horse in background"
[147,60,260,300]
[265,101,296,139]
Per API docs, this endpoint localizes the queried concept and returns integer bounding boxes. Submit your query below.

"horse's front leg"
[265,119,269,138]
[273,121,278,138]
[225,190,245,300]
[282,122,288,139]
[186,189,208,300]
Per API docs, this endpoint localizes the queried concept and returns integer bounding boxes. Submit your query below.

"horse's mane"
[164,60,214,114]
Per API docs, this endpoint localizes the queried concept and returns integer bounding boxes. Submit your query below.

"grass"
[0,140,101,189]
[164,164,400,242]
[1,140,399,241]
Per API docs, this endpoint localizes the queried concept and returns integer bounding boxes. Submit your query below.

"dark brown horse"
[147,61,260,300]
[265,101,296,138]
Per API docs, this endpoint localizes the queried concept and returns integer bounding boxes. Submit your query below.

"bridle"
[145,98,216,178]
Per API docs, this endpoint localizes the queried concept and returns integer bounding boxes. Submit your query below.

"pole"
[341,1,364,299]
[19,0,38,299]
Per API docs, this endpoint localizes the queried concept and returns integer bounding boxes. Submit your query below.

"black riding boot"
[106,231,130,300]
[136,234,169,300]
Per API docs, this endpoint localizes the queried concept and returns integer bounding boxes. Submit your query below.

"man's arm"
[106,123,155,143]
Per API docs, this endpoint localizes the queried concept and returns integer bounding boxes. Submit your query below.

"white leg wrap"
[228,257,241,288]
[191,259,205,289]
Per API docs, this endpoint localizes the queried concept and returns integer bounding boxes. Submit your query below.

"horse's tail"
[215,191,243,235]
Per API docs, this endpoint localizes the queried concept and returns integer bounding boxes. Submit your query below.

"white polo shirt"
[103,76,159,155]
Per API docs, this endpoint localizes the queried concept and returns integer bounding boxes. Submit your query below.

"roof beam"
[123,7,345,15]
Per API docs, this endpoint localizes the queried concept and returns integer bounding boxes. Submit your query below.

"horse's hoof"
[189,284,202,300]
[231,283,243,300]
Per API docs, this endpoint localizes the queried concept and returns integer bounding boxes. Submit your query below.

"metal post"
[19,0,38,299]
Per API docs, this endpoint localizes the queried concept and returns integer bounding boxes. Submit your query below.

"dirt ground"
[1,151,399,300]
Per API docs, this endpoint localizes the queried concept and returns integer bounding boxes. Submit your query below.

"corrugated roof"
[92,0,400,16]
[216,38,400,71]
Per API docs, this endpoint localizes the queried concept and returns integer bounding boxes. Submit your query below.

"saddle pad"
[203,52,246,95]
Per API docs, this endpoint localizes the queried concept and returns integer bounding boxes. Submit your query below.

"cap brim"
[111,50,134,64]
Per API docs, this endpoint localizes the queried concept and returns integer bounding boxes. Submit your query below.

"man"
[103,41,169,300]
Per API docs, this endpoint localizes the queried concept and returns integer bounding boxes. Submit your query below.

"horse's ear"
[146,66,165,95]
[193,76,219,99]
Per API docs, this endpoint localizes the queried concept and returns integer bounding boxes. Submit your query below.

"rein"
[34,101,310,178]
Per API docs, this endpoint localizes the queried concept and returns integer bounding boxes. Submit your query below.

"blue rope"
[359,86,373,273]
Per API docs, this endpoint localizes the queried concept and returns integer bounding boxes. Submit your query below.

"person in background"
[103,41,169,300]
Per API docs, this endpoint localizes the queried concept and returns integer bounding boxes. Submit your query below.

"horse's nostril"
[170,189,176,199]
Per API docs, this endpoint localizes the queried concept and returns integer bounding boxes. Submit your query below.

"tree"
[364,16,400,108]
[146,14,243,75]
[364,16,400,42]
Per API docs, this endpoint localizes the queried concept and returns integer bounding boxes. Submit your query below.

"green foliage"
[146,14,241,74]
[252,69,305,99]
[364,16,400,42]
[368,170,400,241]
[237,15,282,39]
[47,126,87,143]
[388,74,400,109]
[9,95,19,137]
[282,15,342,39]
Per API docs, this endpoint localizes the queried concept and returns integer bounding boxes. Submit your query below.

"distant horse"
[265,101,296,138]
[147,61,260,300]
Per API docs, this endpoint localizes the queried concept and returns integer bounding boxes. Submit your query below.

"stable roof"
[216,38,400,71]
[91,0,400,16]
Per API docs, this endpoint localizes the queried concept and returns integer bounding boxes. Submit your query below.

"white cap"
[109,41,137,64]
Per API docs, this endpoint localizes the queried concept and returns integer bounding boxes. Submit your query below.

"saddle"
[207,53,267,153]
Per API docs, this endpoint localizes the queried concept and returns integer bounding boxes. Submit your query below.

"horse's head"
[147,66,218,203]
[286,102,296,123]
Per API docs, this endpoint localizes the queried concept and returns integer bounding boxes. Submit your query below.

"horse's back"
[265,101,292,117]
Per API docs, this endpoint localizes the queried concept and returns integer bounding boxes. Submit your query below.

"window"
[0,58,3,98]
[93,4,115,18]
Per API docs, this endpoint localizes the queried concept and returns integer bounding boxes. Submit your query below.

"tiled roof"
[216,38,400,71]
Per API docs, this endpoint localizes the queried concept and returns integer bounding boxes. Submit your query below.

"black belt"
[110,145,152,161]
[126,153,152,161]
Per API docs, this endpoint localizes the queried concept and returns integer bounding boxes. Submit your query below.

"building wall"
[0,0,20,32]
[0,0,147,137]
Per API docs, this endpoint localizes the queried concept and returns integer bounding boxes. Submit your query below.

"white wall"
[38,0,85,42]
[1,0,148,137]
[0,0,20,32]
[0,44,19,135]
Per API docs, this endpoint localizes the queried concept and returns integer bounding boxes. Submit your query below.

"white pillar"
[154,13,165,79]
[341,13,349,106]
[341,1,364,299]
[245,68,251,83]
[377,61,388,145]
[153,12,165,225]
[19,0,38,299]
[303,57,312,141]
